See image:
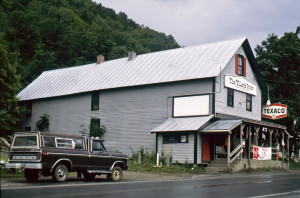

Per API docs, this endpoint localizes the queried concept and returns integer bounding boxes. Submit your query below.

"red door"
[202,135,211,162]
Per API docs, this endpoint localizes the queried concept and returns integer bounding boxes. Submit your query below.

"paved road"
[2,171,300,198]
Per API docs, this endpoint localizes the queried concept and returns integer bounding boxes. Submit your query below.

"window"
[56,138,74,149]
[227,88,234,107]
[73,138,85,150]
[26,102,32,117]
[92,140,105,151]
[246,94,252,111]
[173,95,209,117]
[13,136,37,147]
[91,92,99,110]
[25,127,32,132]
[43,136,56,147]
[90,119,100,137]
[235,54,246,77]
[163,134,188,144]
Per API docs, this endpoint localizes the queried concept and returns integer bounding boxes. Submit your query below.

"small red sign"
[253,146,259,159]
[262,103,287,120]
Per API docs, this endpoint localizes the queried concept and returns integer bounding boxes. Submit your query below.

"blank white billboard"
[173,95,209,117]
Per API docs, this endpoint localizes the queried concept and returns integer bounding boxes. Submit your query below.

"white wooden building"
[17,38,290,170]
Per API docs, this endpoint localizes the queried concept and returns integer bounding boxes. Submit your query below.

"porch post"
[269,129,274,148]
[240,124,245,158]
[282,131,285,167]
[287,131,290,169]
[287,132,289,154]
[276,129,278,147]
[248,125,251,160]
[227,132,231,170]
[254,126,260,146]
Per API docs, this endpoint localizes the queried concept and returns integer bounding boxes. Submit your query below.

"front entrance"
[202,134,213,162]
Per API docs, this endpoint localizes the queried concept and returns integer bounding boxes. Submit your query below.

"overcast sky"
[94,0,299,51]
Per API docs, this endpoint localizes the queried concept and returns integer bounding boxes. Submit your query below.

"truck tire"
[83,172,96,181]
[24,169,39,182]
[52,164,68,182]
[107,166,123,182]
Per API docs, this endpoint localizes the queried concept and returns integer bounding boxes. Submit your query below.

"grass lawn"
[128,160,204,174]
[289,160,300,170]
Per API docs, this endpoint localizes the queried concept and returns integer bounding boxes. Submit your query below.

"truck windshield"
[13,136,38,147]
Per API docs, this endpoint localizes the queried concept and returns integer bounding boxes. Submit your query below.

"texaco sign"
[262,103,287,120]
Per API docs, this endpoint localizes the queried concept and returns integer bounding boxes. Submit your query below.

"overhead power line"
[256,78,300,85]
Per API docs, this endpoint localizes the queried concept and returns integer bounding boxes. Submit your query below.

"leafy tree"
[255,26,300,152]
[35,113,50,132]
[0,33,21,137]
[0,0,179,88]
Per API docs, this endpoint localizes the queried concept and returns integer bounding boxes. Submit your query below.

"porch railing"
[228,144,243,167]
[282,148,289,169]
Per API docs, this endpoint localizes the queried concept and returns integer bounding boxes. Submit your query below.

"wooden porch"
[203,118,291,173]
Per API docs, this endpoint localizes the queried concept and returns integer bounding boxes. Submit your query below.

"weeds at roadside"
[128,147,204,174]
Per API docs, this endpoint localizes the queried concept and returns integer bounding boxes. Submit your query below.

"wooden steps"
[205,158,239,173]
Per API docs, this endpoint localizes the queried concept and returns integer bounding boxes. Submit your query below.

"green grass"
[128,160,204,174]
[289,161,300,170]
[0,168,24,178]
[127,147,205,174]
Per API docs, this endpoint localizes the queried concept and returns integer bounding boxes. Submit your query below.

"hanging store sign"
[262,103,287,120]
[224,75,257,96]
[253,146,272,160]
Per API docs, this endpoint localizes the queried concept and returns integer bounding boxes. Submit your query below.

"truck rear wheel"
[24,169,39,182]
[52,164,68,182]
[107,166,123,182]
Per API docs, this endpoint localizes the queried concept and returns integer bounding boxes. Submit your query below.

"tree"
[0,0,179,88]
[0,33,21,138]
[35,113,50,132]
[255,26,300,153]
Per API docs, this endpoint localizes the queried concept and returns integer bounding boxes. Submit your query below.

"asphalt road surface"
[2,171,300,198]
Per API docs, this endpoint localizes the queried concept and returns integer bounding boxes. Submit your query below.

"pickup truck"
[6,132,128,182]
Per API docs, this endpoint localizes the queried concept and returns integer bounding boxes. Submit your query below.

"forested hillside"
[0,0,179,87]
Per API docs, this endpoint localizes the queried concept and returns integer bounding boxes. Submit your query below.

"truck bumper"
[6,163,42,169]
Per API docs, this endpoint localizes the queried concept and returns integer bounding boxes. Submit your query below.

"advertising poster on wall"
[253,146,272,160]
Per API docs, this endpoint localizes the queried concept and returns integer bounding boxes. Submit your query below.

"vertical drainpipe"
[155,133,158,156]
[194,132,198,165]
[212,78,216,117]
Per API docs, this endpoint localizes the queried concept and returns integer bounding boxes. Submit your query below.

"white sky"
[94,0,299,51]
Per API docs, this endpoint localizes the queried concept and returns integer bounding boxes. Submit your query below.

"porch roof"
[200,119,242,133]
[151,115,213,133]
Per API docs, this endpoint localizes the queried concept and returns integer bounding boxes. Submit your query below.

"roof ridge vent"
[128,51,136,61]
[97,55,105,64]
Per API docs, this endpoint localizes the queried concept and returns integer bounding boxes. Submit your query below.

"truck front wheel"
[24,169,39,182]
[52,164,68,182]
[107,166,123,182]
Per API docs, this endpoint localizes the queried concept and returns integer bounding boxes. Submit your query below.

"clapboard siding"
[24,79,214,155]
[197,134,202,164]
[215,46,262,120]
[99,80,213,155]
[157,133,194,164]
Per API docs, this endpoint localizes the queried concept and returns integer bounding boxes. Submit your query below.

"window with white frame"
[246,94,252,111]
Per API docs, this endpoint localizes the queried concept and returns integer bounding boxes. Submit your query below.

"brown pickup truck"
[6,132,128,182]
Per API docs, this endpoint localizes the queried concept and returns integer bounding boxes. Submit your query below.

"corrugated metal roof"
[18,37,247,101]
[200,119,242,133]
[151,115,214,132]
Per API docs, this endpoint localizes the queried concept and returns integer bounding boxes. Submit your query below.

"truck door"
[89,140,111,170]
